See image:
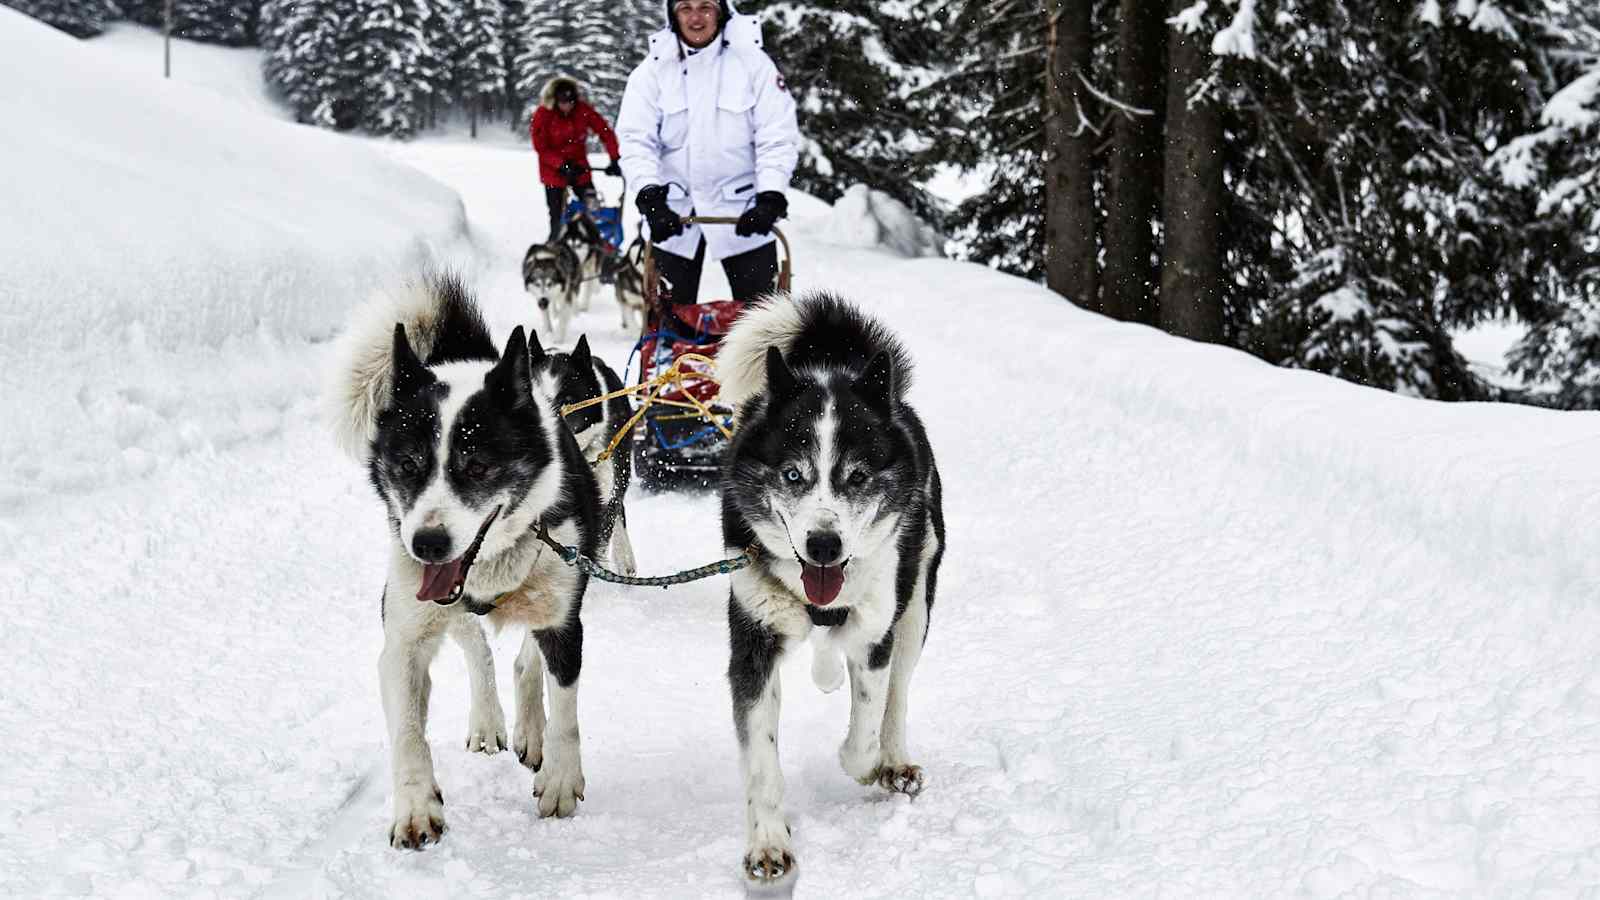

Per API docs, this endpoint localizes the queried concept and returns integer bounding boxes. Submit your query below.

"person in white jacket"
[616,0,799,303]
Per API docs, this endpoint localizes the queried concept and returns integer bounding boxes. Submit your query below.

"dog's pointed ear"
[527,328,547,367]
[487,326,533,407]
[392,324,435,399]
[571,334,592,372]
[852,351,895,417]
[765,346,799,401]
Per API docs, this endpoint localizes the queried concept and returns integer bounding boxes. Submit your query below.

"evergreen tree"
[261,0,358,129]
[1491,8,1600,406]
[512,3,580,119]
[575,1,636,117]
[448,0,508,136]
[343,0,441,137]
[755,0,951,220]
[121,0,259,46]
[1223,0,1593,399]
[5,0,122,38]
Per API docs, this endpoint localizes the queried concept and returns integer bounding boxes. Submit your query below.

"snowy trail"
[5,132,1600,898]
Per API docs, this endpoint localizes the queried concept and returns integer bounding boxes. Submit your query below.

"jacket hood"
[539,75,587,110]
[649,0,762,60]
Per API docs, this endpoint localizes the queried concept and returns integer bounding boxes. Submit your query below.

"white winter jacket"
[616,2,800,262]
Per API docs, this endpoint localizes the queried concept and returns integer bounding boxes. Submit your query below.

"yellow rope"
[560,353,734,463]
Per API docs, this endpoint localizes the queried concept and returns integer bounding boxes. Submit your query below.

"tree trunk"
[1042,1,1098,310]
[1159,10,1224,342]
[1102,0,1166,325]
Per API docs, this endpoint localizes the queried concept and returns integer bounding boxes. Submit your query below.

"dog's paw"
[873,764,925,798]
[809,645,844,694]
[742,844,797,889]
[512,718,544,772]
[465,709,508,756]
[389,783,446,850]
[532,754,585,818]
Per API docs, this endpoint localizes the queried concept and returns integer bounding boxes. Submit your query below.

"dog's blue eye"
[783,467,802,483]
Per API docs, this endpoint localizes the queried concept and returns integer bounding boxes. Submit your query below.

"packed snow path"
[7,97,1600,900]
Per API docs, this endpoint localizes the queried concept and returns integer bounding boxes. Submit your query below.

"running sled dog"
[328,272,600,848]
[716,292,946,887]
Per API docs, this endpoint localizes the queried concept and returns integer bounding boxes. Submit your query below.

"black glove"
[603,159,623,177]
[635,184,684,240]
[736,191,787,237]
[557,160,585,185]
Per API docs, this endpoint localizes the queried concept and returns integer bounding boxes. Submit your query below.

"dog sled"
[557,163,626,276]
[630,217,793,490]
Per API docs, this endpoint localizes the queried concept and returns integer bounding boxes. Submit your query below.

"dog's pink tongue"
[800,564,845,606]
[417,559,463,603]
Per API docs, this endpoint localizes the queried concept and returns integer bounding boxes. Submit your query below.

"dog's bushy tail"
[717,291,914,408]
[325,270,494,461]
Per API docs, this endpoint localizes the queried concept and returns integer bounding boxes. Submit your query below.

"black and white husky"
[530,332,637,574]
[715,292,946,887]
[522,241,582,342]
[328,272,600,849]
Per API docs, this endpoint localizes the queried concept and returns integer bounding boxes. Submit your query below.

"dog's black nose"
[538,297,550,310]
[805,531,843,566]
[412,527,453,563]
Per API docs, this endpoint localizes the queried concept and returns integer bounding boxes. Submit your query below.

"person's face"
[557,92,576,114]
[674,0,720,48]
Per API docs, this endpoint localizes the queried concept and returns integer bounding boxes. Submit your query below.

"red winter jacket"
[530,99,620,189]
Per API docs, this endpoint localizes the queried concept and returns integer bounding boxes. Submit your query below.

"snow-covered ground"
[6,20,1600,899]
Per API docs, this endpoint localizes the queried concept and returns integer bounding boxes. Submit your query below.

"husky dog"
[529,332,638,574]
[610,237,648,332]
[522,241,582,342]
[328,272,599,849]
[715,292,945,887]
[558,213,603,313]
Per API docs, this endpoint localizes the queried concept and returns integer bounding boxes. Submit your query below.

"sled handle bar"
[641,217,792,306]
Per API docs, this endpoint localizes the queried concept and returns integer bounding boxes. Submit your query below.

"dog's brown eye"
[398,456,422,475]
[465,460,490,479]
[846,470,868,488]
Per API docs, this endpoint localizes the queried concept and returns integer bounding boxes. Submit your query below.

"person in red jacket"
[530,75,621,241]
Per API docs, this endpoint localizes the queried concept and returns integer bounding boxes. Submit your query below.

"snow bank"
[816,255,1600,602]
[809,183,943,258]
[0,8,468,354]
[0,9,474,508]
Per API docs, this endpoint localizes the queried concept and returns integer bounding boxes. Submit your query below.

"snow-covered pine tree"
[511,1,649,123]
[1227,0,1595,400]
[1492,7,1600,407]
[512,4,582,121]
[574,0,637,117]
[342,0,441,137]
[447,0,508,136]
[929,0,1050,280]
[5,0,122,38]
[261,0,358,128]
[755,0,949,220]
[120,0,258,46]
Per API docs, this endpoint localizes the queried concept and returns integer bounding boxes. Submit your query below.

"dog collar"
[804,605,848,628]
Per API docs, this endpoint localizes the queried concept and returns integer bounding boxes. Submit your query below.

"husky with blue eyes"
[715,292,946,888]
[328,272,599,850]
